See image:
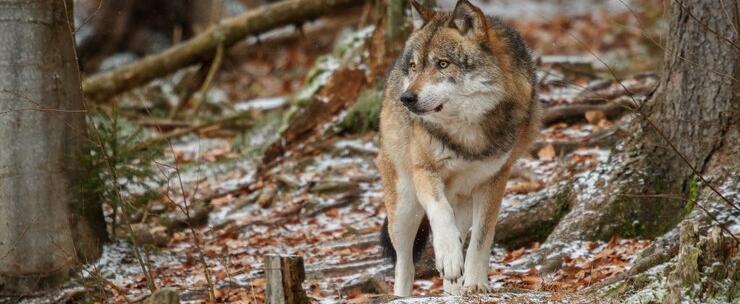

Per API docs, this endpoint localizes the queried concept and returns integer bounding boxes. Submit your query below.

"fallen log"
[529,124,624,155]
[261,68,367,165]
[571,72,658,104]
[494,182,574,249]
[542,96,635,125]
[132,108,265,153]
[82,0,363,101]
[145,288,181,304]
[340,275,391,296]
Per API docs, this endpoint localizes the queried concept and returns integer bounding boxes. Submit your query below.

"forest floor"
[82,129,654,303]
[11,0,738,303]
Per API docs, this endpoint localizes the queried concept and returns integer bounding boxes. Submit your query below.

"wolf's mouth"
[407,103,444,115]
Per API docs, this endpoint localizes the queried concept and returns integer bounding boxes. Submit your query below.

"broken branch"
[530,124,624,155]
[542,96,634,125]
[133,110,257,152]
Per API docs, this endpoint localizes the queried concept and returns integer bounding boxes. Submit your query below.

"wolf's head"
[398,0,517,123]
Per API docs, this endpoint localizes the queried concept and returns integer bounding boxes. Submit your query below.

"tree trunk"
[544,0,738,243]
[386,0,407,44]
[0,0,105,295]
[386,0,434,47]
[188,0,224,34]
[76,0,192,72]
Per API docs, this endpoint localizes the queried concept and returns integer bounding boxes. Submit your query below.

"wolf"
[376,0,540,296]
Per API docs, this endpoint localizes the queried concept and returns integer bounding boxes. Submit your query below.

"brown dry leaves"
[538,144,557,161]
[499,237,650,294]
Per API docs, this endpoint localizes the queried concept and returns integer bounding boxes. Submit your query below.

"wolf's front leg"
[463,168,510,294]
[412,168,464,294]
[388,175,425,296]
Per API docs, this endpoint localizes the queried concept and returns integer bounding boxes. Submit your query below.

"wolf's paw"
[433,231,464,280]
[462,280,491,294]
[444,278,462,295]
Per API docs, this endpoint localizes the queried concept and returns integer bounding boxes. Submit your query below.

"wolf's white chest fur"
[429,135,509,203]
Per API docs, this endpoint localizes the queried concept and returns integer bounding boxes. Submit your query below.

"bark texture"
[0,0,105,295]
[545,0,739,242]
[264,255,310,304]
[494,182,573,249]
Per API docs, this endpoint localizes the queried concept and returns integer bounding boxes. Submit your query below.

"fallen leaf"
[538,144,557,161]
[347,294,371,303]
[503,247,526,263]
[607,235,621,248]
[585,110,605,124]
[507,181,543,194]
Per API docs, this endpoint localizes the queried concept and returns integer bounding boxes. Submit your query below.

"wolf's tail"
[379,215,430,264]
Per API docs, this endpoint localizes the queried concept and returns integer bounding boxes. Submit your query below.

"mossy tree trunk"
[386,0,435,45]
[0,0,106,295]
[544,0,738,243]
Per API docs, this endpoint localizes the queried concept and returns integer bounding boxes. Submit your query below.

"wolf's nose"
[400,91,418,105]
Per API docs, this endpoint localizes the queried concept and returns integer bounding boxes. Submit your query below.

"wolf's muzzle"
[400,91,418,106]
[401,91,427,114]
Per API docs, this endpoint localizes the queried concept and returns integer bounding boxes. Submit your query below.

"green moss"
[606,164,696,240]
[683,176,698,216]
[607,190,647,240]
[292,56,340,106]
[337,87,383,134]
[292,26,375,107]
[232,110,286,156]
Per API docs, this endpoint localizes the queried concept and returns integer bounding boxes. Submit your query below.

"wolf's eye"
[409,61,416,71]
[437,60,450,69]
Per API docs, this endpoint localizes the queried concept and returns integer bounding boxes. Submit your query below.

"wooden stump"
[145,288,180,304]
[264,255,310,304]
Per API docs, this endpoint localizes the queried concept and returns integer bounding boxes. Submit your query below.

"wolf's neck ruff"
[419,96,525,161]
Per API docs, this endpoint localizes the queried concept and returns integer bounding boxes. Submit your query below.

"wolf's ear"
[409,0,435,30]
[449,0,487,37]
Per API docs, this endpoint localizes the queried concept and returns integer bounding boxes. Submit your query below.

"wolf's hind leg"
[463,167,510,294]
[388,175,424,296]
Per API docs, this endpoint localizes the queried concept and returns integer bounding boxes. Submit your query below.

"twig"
[73,0,103,34]
[190,43,225,114]
[142,93,217,302]
[156,159,217,303]
[88,121,157,292]
[62,5,159,294]
[132,110,256,153]
[530,124,622,155]
[238,201,306,229]
[542,97,632,125]
[303,192,360,217]
[136,117,194,129]
[674,0,740,52]
[570,73,658,104]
